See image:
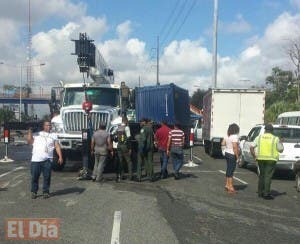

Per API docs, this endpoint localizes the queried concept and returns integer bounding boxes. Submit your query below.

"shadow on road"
[51,187,85,196]
[270,190,287,198]
[235,184,248,191]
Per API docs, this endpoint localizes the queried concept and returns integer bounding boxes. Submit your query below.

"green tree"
[0,108,16,125]
[266,67,293,98]
[190,89,207,109]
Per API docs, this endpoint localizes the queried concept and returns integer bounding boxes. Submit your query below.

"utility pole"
[156,36,160,86]
[27,0,34,117]
[212,0,219,88]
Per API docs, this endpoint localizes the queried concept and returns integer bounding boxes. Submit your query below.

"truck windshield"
[63,87,119,107]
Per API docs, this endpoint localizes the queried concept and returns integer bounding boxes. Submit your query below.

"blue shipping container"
[135,83,190,126]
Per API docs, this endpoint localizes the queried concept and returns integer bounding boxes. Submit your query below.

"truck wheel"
[296,173,300,192]
[52,151,66,171]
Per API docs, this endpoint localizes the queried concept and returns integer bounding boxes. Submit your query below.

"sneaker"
[31,192,37,199]
[43,192,50,199]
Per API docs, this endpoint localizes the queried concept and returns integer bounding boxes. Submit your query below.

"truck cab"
[50,82,121,170]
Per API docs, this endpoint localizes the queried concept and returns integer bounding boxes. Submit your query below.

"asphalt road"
[0,143,299,244]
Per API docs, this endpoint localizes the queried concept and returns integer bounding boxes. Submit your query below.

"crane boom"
[72,33,114,84]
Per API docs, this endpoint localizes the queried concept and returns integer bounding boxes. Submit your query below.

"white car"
[240,124,300,171]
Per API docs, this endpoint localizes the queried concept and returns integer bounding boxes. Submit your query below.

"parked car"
[239,124,300,171]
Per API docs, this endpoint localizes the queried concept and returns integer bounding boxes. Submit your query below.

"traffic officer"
[116,116,132,181]
[250,124,284,200]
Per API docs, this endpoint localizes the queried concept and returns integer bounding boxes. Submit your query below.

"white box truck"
[202,89,265,157]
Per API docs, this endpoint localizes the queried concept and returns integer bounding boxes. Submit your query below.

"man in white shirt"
[27,120,63,199]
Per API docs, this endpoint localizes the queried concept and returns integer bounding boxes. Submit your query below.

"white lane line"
[12,173,26,181]
[10,180,23,188]
[218,170,248,185]
[0,166,25,179]
[193,155,203,162]
[111,211,122,244]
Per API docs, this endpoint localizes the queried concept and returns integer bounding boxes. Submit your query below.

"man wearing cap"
[250,124,284,200]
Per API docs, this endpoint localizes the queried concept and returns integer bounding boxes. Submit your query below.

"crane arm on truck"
[72,32,114,84]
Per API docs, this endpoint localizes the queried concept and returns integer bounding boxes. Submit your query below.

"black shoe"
[31,192,37,199]
[263,194,274,200]
[174,173,180,180]
[43,192,50,199]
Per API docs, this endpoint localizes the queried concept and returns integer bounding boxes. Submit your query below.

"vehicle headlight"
[51,122,64,133]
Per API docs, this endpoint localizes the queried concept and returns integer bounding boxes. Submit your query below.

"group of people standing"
[222,123,283,200]
[90,116,186,183]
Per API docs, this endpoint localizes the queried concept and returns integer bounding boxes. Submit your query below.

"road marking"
[218,170,248,185]
[193,155,203,162]
[0,167,25,179]
[12,173,26,181]
[10,180,23,188]
[111,211,122,244]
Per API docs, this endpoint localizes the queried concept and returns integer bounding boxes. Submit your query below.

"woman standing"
[221,123,240,194]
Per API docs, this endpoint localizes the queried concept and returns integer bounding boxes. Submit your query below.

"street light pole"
[19,66,23,122]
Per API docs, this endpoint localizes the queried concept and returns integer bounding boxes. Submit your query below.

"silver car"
[239,124,300,171]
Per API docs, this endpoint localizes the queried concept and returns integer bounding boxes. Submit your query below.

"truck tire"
[296,173,300,192]
[52,150,66,171]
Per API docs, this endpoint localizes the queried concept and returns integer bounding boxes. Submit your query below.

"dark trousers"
[225,152,237,177]
[31,160,52,194]
[136,152,145,179]
[171,147,184,173]
[145,151,153,178]
[159,149,169,177]
[117,144,132,178]
[257,160,276,196]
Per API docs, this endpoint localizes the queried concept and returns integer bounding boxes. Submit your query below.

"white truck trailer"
[202,89,265,157]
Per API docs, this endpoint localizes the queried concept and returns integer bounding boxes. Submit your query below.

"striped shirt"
[169,129,185,147]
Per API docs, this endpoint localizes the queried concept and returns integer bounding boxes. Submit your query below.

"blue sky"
[0,0,300,96]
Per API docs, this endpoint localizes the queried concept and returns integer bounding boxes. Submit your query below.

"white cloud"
[0,0,86,23]
[290,0,300,9]
[240,45,261,61]
[116,20,132,39]
[221,14,252,34]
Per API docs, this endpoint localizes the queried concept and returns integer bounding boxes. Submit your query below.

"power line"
[160,0,189,48]
[158,0,181,38]
[168,0,197,43]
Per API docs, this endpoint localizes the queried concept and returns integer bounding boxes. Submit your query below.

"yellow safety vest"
[257,133,280,161]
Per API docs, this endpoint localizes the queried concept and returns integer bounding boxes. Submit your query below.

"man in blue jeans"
[27,120,63,199]
[155,121,171,179]
[167,124,185,180]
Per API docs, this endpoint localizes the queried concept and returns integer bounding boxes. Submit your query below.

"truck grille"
[63,111,109,132]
